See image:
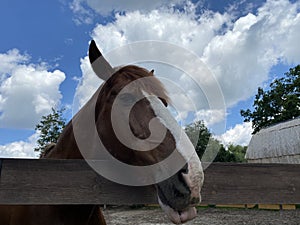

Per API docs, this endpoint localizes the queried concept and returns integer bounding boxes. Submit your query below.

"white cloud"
[75,0,300,131]
[216,122,253,146]
[202,0,300,107]
[91,9,230,53]
[69,0,94,25]
[0,49,66,128]
[0,49,29,76]
[73,56,103,111]
[76,6,230,119]
[195,109,226,127]
[89,0,184,15]
[0,132,39,158]
[70,0,186,21]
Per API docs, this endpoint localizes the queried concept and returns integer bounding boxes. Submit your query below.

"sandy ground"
[102,206,300,225]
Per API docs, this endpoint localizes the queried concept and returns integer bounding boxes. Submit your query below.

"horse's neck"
[46,85,104,160]
[43,122,82,159]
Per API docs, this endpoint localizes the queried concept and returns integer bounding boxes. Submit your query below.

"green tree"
[213,145,237,162]
[185,121,247,162]
[227,144,247,162]
[201,138,220,162]
[184,120,211,159]
[34,108,66,156]
[241,65,300,134]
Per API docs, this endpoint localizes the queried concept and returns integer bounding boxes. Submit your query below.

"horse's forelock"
[105,65,170,104]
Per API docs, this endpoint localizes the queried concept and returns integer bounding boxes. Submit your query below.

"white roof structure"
[246,118,300,163]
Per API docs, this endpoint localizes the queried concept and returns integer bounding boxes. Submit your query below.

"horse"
[0,40,204,225]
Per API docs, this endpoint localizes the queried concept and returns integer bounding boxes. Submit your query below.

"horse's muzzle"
[156,164,193,210]
[156,157,204,224]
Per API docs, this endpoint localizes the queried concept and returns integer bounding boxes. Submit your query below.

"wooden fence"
[0,159,299,205]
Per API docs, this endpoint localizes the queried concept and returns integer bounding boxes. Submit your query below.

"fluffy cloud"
[0,132,39,158]
[202,0,300,106]
[0,49,29,75]
[75,7,230,125]
[0,49,66,128]
[74,0,300,134]
[91,9,229,53]
[69,0,95,25]
[195,109,226,127]
[216,122,253,146]
[70,0,186,22]
[73,56,103,110]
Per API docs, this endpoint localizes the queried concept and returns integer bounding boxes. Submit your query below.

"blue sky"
[0,0,299,157]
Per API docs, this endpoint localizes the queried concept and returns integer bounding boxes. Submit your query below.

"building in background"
[246,118,300,164]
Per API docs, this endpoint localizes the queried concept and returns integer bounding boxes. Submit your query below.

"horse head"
[88,40,204,224]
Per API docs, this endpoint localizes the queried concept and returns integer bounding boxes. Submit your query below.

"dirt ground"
[102,206,300,225]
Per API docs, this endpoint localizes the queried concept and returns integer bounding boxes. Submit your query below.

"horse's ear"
[150,69,154,75]
[89,40,114,81]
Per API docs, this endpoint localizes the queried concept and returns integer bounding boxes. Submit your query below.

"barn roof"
[245,118,300,160]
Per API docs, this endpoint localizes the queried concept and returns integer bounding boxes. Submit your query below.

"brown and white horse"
[0,40,204,225]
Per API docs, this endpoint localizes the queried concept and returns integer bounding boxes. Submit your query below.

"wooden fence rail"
[0,159,299,205]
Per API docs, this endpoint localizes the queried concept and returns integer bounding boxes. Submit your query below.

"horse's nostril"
[180,163,189,174]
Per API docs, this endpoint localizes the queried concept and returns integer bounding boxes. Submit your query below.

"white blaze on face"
[143,91,204,223]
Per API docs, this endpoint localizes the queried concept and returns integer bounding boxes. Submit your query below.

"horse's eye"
[119,93,136,105]
[159,97,168,107]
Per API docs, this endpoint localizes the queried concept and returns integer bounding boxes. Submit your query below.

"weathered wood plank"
[0,159,156,205]
[0,159,299,205]
[201,163,300,204]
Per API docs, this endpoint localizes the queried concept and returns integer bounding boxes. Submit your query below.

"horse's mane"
[40,143,56,158]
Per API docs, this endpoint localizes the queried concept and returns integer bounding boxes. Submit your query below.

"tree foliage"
[185,121,247,162]
[213,145,236,162]
[226,144,247,163]
[34,108,66,155]
[241,65,300,134]
[184,120,210,159]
